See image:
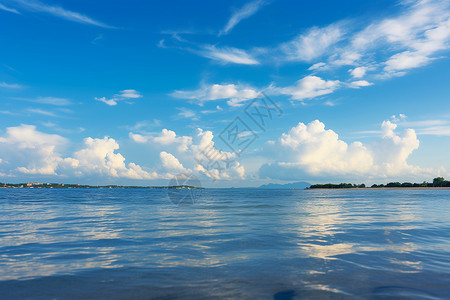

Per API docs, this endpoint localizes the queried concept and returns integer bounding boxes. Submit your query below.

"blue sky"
[1,0,450,187]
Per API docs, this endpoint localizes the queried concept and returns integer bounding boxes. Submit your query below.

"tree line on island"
[0,182,202,189]
[309,177,450,189]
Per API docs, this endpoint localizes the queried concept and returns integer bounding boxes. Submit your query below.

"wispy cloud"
[280,24,345,62]
[0,110,17,115]
[27,108,58,117]
[91,34,103,45]
[398,118,450,136]
[330,0,450,77]
[198,45,259,65]
[11,0,115,28]
[176,107,198,120]
[219,0,267,36]
[0,82,23,88]
[12,96,72,105]
[126,120,162,133]
[96,89,142,106]
[416,126,450,136]
[0,3,20,14]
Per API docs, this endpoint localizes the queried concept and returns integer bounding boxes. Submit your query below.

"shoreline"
[308,187,450,190]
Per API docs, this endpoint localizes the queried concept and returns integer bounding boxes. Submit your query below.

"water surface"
[1,188,449,299]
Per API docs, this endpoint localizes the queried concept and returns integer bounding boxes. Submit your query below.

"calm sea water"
[0,188,450,299]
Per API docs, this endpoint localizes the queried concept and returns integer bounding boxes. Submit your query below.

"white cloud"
[390,114,408,123]
[219,0,267,36]
[177,107,197,120]
[281,24,345,62]
[129,133,150,144]
[12,0,115,28]
[27,108,58,117]
[384,51,432,74]
[0,82,22,88]
[127,119,162,132]
[332,0,450,77]
[278,75,340,101]
[153,129,192,152]
[12,96,72,106]
[277,120,373,175]
[0,124,159,179]
[160,151,188,173]
[118,89,142,99]
[198,45,259,65]
[0,124,66,148]
[171,83,260,106]
[0,3,20,14]
[349,80,373,88]
[259,119,433,180]
[0,124,67,175]
[0,110,16,115]
[0,124,246,181]
[398,118,450,136]
[69,137,158,179]
[191,128,245,180]
[130,128,193,153]
[349,67,368,78]
[371,120,421,176]
[129,127,246,180]
[96,89,142,106]
[416,126,450,136]
[308,62,327,71]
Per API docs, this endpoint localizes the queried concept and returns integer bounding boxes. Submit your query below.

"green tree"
[433,177,445,187]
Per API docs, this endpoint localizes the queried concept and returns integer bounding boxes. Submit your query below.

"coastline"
[307,187,450,190]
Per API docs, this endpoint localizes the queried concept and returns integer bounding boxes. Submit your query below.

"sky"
[1,0,450,187]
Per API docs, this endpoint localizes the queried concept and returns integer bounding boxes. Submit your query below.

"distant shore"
[307,187,450,190]
[0,183,202,189]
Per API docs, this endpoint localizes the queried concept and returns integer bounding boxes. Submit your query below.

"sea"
[0,188,449,299]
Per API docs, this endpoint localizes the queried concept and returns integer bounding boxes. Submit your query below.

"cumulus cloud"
[130,128,192,153]
[191,128,245,180]
[259,119,433,181]
[95,89,142,106]
[219,0,267,36]
[372,120,420,176]
[129,127,246,180]
[0,124,68,175]
[277,76,340,101]
[171,83,260,106]
[0,124,159,179]
[69,137,158,179]
[160,151,188,174]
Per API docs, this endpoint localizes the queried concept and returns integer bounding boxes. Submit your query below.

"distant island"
[257,181,311,189]
[0,182,201,189]
[308,177,450,189]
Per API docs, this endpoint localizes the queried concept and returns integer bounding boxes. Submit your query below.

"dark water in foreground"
[0,188,450,299]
